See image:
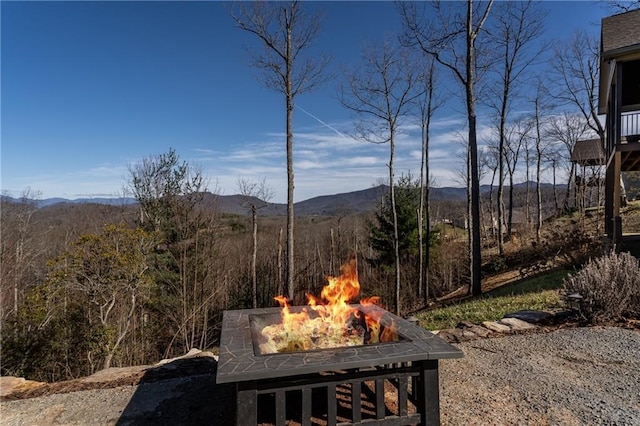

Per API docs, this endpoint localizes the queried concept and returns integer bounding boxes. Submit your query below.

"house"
[598,9,640,244]
[571,139,605,167]
[571,139,609,209]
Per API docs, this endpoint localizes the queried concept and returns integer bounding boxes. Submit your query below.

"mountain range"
[4,182,560,217]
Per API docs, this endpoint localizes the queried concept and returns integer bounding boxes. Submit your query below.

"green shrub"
[485,256,507,274]
[563,251,640,322]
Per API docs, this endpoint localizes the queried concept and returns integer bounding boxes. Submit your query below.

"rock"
[82,365,149,384]
[503,310,553,325]
[467,325,492,338]
[499,317,536,331]
[78,350,219,386]
[155,348,218,367]
[436,330,458,343]
[461,330,477,340]
[0,376,45,397]
[454,322,493,338]
[482,321,512,333]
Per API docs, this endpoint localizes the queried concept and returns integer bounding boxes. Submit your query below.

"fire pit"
[217,304,463,425]
[217,259,463,425]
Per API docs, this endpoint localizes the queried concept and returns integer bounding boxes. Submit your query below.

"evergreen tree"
[369,175,423,269]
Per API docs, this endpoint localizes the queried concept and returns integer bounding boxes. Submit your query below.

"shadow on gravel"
[116,357,235,426]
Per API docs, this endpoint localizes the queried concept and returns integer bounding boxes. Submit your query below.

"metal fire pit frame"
[217,304,463,425]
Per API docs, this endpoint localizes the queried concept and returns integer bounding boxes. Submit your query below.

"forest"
[2,1,639,382]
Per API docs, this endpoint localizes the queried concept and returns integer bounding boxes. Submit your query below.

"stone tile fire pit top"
[216,304,463,384]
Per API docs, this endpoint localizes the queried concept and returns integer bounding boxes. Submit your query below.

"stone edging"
[431,309,578,343]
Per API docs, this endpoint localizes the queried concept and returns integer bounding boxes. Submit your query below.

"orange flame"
[262,257,398,353]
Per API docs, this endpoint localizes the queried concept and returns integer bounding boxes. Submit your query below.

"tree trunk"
[535,122,543,242]
[488,166,497,240]
[467,147,473,296]
[417,209,423,299]
[278,228,284,296]
[389,137,401,315]
[467,1,483,297]
[424,180,430,306]
[285,16,295,302]
[418,119,425,300]
[252,205,257,308]
[525,163,531,226]
[563,162,576,212]
[103,292,136,371]
[497,75,508,256]
[233,2,330,303]
[330,227,335,274]
[553,160,559,214]
[508,172,514,239]
[420,60,435,308]
[103,353,113,371]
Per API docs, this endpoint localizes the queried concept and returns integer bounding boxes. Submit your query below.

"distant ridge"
[2,181,562,217]
[0,196,138,209]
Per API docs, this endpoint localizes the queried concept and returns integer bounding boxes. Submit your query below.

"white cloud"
[429,149,453,160]
[347,156,381,166]
[218,143,283,162]
[5,117,472,203]
[296,160,324,170]
[86,164,129,178]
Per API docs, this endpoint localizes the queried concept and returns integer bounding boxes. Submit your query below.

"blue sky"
[1,1,609,203]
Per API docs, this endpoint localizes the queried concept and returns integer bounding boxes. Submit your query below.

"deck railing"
[622,111,640,139]
[608,111,640,157]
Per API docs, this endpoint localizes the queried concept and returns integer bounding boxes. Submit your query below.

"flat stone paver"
[500,317,536,331]
[482,321,511,333]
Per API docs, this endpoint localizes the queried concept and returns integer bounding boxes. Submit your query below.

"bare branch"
[339,38,424,144]
[231,1,332,96]
[550,30,604,139]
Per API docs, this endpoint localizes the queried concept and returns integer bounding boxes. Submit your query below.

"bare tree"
[339,38,423,315]
[523,132,534,226]
[417,57,442,307]
[603,0,640,13]
[504,118,532,237]
[127,148,213,355]
[547,112,590,211]
[485,0,546,255]
[530,79,555,241]
[400,0,494,296]
[231,2,331,302]
[0,189,41,321]
[127,148,206,235]
[550,31,607,224]
[550,31,604,144]
[237,178,275,308]
[545,145,563,214]
[480,142,500,240]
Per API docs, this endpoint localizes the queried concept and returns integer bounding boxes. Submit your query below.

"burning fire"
[259,257,399,354]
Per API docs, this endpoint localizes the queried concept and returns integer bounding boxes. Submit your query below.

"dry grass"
[417,203,640,331]
[417,269,568,330]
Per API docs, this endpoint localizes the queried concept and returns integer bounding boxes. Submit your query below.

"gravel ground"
[1,326,639,425]
[438,326,640,425]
